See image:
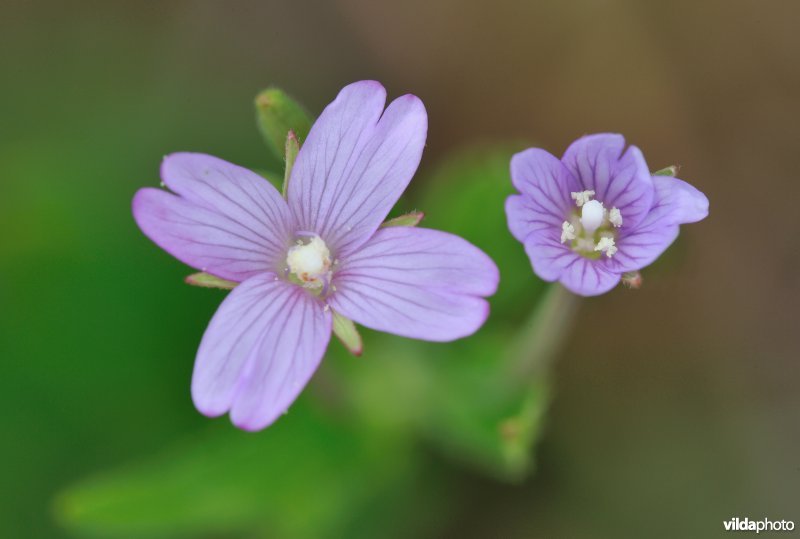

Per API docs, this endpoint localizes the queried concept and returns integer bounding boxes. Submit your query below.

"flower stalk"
[507,285,580,385]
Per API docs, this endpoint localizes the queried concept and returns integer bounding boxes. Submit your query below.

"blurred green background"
[2,1,799,537]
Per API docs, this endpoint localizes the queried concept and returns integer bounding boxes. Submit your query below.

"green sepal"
[380,211,424,228]
[332,311,363,356]
[184,272,238,290]
[255,87,312,160]
[283,130,300,197]
[652,165,678,177]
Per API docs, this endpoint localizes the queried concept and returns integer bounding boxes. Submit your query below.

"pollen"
[570,190,595,207]
[609,207,623,228]
[594,236,618,258]
[561,221,576,244]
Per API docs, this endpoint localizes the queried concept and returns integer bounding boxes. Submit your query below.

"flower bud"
[255,87,312,160]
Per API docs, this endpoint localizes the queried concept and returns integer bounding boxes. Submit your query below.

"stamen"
[561,221,576,244]
[570,190,596,207]
[580,200,605,234]
[594,237,618,258]
[609,207,623,228]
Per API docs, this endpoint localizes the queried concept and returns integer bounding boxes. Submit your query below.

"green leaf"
[406,146,578,481]
[283,130,300,196]
[332,311,363,356]
[255,87,312,160]
[423,286,576,481]
[652,165,678,176]
[420,332,549,481]
[380,211,424,228]
[184,272,237,290]
[54,403,449,539]
[419,144,547,323]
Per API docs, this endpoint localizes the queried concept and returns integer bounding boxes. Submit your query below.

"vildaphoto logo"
[723,517,795,533]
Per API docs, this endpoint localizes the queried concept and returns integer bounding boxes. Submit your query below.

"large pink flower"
[133,81,498,431]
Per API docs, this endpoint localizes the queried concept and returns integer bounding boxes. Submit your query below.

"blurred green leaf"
[419,144,547,322]
[255,88,312,161]
[422,333,549,481]
[55,402,448,539]
[419,286,575,482]
[412,146,577,480]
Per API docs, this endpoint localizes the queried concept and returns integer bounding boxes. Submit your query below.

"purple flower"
[133,81,498,431]
[505,133,708,296]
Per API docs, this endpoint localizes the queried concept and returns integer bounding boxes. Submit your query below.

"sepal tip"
[185,272,238,290]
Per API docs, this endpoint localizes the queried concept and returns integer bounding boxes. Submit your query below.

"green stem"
[507,284,580,384]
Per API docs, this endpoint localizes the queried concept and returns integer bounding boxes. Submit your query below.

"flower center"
[286,234,332,292]
[561,190,622,259]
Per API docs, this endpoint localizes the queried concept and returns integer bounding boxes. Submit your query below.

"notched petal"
[287,81,428,256]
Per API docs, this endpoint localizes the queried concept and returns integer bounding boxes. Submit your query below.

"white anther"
[560,221,576,244]
[609,207,623,228]
[570,190,596,207]
[594,237,618,258]
[580,199,605,234]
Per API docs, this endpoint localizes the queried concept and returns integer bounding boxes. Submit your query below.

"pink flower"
[133,81,498,431]
[506,134,708,296]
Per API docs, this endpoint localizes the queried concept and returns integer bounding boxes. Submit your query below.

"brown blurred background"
[2,1,799,537]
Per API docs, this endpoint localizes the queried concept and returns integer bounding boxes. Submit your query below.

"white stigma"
[570,190,595,207]
[594,236,618,258]
[286,236,331,286]
[609,207,623,228]
[580,199,605,234]
[561,221,576,244]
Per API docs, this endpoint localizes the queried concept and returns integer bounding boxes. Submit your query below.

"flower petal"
[603,175,707,273]
[521,232,620,296]
[651,175,709,225]
[559,255,622,296]
[330,227,497,341]
[134,153,294,282]
[133,188,274,282]
[287,80,427,256]
[191,274,332,431]
[507,148,580,242]
[561,133,654,230]
[506,194,562,244]
[605,223,680,274]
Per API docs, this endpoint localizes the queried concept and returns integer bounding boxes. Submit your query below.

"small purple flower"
[133,81,498,431]
[505,133,708,296]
